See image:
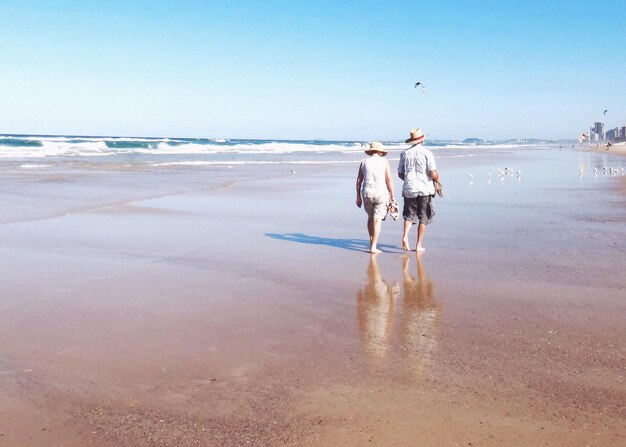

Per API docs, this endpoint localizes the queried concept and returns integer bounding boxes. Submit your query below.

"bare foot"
[416,245,426,252]
[370,248,382,254]
[401,239,410,251]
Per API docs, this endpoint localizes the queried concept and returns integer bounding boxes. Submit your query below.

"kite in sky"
[414,82,426,93]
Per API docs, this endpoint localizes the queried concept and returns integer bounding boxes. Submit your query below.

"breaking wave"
[0,135,366,159]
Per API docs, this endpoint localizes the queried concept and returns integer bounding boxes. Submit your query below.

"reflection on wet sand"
[357,254,441,375]
[357,255,399,361]
[400,254,440,376]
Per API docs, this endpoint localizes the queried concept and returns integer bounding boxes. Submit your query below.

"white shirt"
[398,146,437,197]
[360,156,389,200]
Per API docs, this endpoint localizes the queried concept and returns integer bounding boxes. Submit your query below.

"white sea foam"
[20,163,52,169]
[40,141,110,157]
[144,142,362,155]
[445,153,480,158]
[0,134,548,160]
[150,159,365,167]
[0,138,365,158]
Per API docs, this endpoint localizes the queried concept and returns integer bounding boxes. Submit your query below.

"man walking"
[397,129,439,252]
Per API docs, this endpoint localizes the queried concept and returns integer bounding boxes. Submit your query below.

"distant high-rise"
[593,122,604,136]
[606,128,617,141]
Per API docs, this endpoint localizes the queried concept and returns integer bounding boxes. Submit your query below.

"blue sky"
[1,0,624,140]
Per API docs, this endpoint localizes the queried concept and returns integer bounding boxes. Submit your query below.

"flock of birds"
[465,166,625,184]
[580,166,625,177]
[467,167,521,184]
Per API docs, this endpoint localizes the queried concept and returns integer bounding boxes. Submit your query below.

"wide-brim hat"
[405,128,425,145]
[365,141,388,155]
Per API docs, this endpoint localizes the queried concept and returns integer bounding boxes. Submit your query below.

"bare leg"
[416,252,426,279]
[367,217,382,253]
[402,254,410,275]
[402,220,412,251]
[416,223,426,252]
[367,217,374,245]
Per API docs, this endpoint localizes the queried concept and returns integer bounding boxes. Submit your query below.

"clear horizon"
[1,0,625,141]
[0,132,583,143]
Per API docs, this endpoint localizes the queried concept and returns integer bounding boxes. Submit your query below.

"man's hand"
[356,196,362,208]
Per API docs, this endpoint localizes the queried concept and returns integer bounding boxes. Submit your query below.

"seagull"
[468,174,474,181]
[290,169,296,174]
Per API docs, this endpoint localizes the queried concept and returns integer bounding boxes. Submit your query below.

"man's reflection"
[356,254,399,362]
[399,254,440,376]
[357,253,440,375]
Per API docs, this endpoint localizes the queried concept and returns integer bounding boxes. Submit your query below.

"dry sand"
[586,142,626,157]
[0,147,625,446]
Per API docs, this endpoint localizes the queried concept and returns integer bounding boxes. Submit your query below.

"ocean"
[0,134,541,168]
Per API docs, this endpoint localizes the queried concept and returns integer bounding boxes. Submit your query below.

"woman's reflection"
[356,254,399,362]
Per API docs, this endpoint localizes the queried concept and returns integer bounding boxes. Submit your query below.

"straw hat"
[405,128,425,145]
[364,141,388,155]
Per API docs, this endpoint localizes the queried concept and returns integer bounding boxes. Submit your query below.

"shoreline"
[585,142,626,157]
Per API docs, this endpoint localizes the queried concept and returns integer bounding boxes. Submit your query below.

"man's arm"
[426,151,439,181]
[356,164,363,208]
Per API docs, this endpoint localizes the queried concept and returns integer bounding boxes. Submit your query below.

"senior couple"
[356,129,439,254]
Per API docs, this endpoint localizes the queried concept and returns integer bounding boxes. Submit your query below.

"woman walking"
[356,142,395,253]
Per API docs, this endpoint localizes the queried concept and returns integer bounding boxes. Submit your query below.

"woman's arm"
[385,161,395,200]
[356,163,363,207]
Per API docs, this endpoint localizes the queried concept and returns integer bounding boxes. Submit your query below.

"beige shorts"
[363,195,388,220]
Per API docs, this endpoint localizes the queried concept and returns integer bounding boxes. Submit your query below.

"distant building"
[603,125,626,143]
[591,122,604,141]
[606,128,617,141]
[593,122,604,135]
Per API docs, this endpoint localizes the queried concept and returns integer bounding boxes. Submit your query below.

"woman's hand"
[356,196,362,208]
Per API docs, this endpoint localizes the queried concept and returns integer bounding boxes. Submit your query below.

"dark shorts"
[403,195,435,225]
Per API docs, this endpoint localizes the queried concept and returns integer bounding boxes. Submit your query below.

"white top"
[398,146,437,197]
[360,156,389,200]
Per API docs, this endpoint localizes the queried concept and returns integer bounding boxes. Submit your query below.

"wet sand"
[0,147,625,446]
